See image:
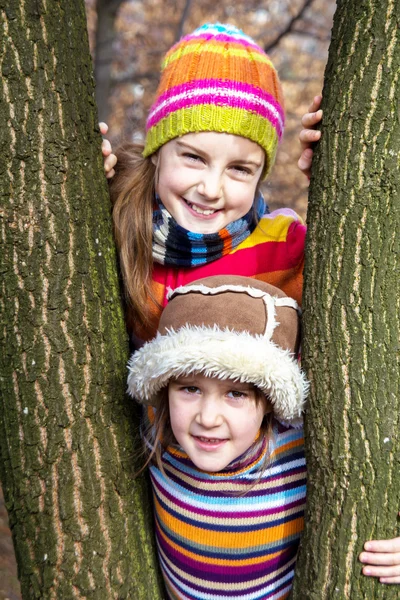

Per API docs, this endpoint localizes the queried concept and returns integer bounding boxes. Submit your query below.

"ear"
[151,152,159,167]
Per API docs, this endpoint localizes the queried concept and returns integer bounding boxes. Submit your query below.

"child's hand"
[100,122,117,179]
[359,527,400,584]
[298,95,323,180]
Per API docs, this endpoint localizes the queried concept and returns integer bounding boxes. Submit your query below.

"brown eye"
[227,390,247,400]
[182,386,200,394]
[232,165,251,175]
[183,153,202,162]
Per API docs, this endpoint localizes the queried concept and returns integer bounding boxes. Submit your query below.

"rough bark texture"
[291,0,400,598]
[0,1,163,598]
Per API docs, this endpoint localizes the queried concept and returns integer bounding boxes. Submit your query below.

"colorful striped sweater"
[150,419,306,599]
[133,208,306,345]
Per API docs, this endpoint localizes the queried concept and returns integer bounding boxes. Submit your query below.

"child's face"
[168,374,269,472]
[153,132,265,234]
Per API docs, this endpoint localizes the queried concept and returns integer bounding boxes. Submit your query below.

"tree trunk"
[0,1,163,598]
[291,0,400,599]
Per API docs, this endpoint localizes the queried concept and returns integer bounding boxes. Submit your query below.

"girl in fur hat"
[128,275,307,599]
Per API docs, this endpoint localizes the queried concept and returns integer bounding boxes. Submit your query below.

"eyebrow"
[176,140,263,169]
[176,140,207,155]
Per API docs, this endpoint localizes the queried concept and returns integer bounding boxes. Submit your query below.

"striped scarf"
[152,193,267,267]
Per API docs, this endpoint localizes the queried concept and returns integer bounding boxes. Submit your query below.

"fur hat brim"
[127,325,308,425]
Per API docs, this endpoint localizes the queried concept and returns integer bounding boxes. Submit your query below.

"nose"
[197,168,222,200]
[196,397,223,428]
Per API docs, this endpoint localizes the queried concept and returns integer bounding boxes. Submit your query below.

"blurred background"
[1,1,335,598]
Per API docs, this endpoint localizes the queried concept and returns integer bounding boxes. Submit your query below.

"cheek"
[227,183,257,211]
[246,406,265,432]
[169,400,190,437]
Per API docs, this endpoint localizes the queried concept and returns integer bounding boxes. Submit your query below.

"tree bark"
[291,0,400,598]
[0,1,162,597]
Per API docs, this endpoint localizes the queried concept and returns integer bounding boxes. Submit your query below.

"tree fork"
[0,0,163,597]
[291,0,400,598]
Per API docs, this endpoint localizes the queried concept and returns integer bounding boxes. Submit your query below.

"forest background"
[0,0,335,597]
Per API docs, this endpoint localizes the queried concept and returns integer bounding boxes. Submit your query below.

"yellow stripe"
[144,105,278,159]
[231,214,300,252]
[161,459,305,494]
[155,495,304,548]
[157,523,282,566]
[155,478,305,528]
[163,43,272,70]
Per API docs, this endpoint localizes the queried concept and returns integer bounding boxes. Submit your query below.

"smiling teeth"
[198,437,221,443]
[186,201,216,216]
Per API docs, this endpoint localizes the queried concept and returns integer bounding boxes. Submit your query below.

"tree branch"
[175,0,193,42]
[264,0,315,53]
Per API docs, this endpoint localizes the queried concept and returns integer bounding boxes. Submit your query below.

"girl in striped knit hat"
[104,23,305,346]
[102,22,400,590]
[128,274,308,599]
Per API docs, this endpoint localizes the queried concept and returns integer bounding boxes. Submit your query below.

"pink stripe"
[147,94,283,139]
[151,79,284,120]
[152,473,301,519]
[180,32,264,53]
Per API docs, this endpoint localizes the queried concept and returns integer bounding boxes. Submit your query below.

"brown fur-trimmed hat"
[127,275,308,424]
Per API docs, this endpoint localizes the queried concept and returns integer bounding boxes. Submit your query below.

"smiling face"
[153,132,265,234]
[168,374,269,472]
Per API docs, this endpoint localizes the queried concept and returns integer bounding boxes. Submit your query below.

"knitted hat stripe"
[146,94,283,141]
[188,22,259,46]
[163,43,271,71]
[158,55,280,100]
[144,106,279,165]
[152,80,283,116]
[186,31,261,48]
[146,84,284,137]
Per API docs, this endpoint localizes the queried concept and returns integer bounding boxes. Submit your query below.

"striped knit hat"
[128,275,308,425]
[143,23,285,178]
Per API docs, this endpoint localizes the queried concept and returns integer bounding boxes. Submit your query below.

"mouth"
[192,435,228,450]
[183,198,219,217]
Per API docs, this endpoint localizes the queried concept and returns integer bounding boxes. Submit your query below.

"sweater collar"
[167,430,269,477]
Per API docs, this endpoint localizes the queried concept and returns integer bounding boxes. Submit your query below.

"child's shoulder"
[244,208,306,252]
[259,208,305,231]
[265,207,304,222]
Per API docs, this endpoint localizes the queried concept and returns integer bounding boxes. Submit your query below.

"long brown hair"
[109,141,266,334]
[109,141,159,333]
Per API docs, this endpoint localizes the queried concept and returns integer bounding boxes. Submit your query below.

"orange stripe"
[157,521,283,566]
[155,495,304,549]
[273,436,304,457]
[219,228,232,253]
[157,53,281,100]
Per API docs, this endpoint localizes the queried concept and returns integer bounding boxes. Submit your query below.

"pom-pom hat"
[143,23,285,178]
[128,275,308,425]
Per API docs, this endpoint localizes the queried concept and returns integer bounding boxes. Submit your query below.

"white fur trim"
[167,283,299,312]
[127,325,308,423]
[262,293,278,340]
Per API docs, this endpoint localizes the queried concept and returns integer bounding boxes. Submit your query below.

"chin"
[184,219,224,235]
